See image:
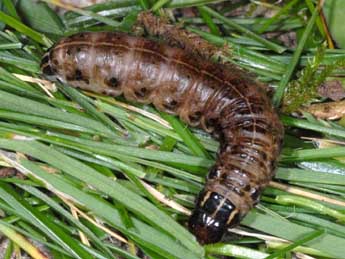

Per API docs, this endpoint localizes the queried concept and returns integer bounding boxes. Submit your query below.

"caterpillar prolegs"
[41,26,283,244]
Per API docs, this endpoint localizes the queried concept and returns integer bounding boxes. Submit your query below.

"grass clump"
[283,44,345,113]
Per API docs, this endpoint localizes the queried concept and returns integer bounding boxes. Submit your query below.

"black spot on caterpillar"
[41,31,284,244]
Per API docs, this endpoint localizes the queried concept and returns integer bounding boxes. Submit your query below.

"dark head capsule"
[40,52,55,76]
[188,191,240,244]
[188,208,225,244]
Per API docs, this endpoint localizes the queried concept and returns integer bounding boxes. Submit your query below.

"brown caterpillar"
[41,31,284,244]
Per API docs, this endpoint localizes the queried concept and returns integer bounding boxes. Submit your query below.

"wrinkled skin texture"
[41,31,284,244]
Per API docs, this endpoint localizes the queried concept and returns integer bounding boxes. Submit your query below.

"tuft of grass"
[282,44,345,113]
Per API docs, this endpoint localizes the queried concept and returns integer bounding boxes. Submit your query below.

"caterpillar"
[41,31,284,244]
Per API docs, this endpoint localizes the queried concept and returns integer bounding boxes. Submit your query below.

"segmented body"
[41,32,284,244]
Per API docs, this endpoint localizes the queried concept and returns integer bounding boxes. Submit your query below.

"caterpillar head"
[40,51,60,83]
[188,191,241,244]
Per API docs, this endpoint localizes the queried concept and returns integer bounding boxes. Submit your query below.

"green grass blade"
[17,0,65,35]
[43,0,121,27]
[0,139,204,257]
[0,90,116,137]
[205,243,269,259]
[281,115,345,138]
[199,6,286,53]
[0,10,52,46]
[58,84,124,134]
[242,210,343,258]
[283,147,345,161]
[0,182,94,259]
[275,195,345,222]
[264,229,324,259]
[3,0,20,20]
[0,220,46,259]
[161,114,210,158]
[17,158,203,259]
[197,6,220,36]
[276,167,345,185]
[151,0,171,11]
[18,185,114,258]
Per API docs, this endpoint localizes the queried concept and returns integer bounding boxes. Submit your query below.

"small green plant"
[283,43,345,113]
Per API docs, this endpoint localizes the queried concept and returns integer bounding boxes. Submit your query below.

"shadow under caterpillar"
[41,30,284,244]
